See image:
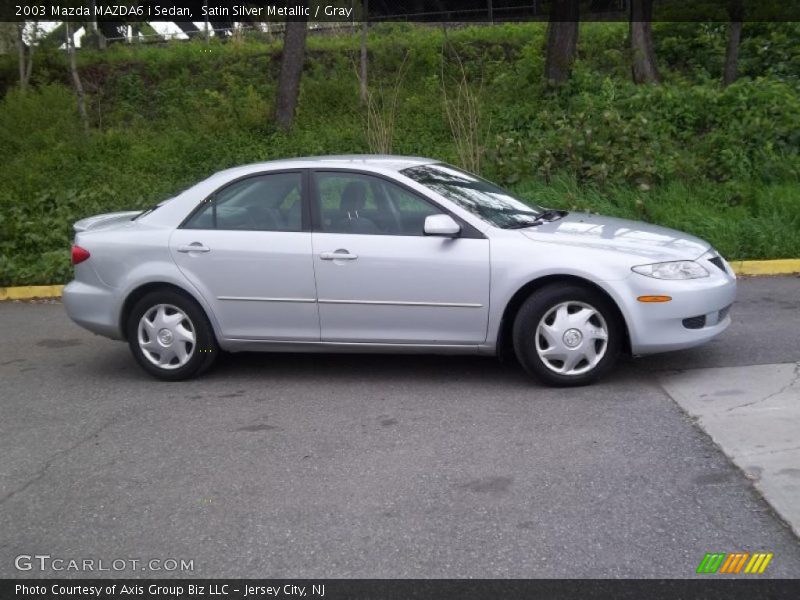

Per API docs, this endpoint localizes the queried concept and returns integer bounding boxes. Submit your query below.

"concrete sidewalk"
[660,362,800,537]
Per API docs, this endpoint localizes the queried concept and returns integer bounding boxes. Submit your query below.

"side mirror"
[424,214,461,237]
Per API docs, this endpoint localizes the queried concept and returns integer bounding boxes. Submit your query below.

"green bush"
[0,22,798,285]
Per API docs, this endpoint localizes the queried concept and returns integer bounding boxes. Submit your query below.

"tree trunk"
[275,19,308,131]
[630,0,660,84]
[83,18,106,50]
[15,22,37,91]
[359,1,368,104]
[0,22,15,55]
[25,34,34,84]
[65,22,89,132]
[723,1,744,86]
[17,23,26,91]
[88,2,106,49]
[723,21,742,86]
[544,0,579,84]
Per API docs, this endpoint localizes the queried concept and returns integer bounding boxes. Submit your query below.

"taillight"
[71,245,90,265]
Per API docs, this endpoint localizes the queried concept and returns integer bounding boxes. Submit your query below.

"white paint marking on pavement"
[659,362,800,537]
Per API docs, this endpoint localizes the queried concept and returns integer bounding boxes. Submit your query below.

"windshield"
[400,163,545,228]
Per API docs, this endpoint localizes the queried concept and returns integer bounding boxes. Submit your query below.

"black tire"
[512,283,623,387]
[126,289,218,381]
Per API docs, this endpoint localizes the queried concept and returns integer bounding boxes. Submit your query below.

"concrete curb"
[0,285,65,301]
[1,259,798,301]
[728,259,800,277]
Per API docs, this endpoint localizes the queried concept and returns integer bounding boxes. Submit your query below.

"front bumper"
[619,257,737,355]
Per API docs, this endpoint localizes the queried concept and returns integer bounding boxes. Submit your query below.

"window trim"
[178,169,311,232]
[309,168,485,239]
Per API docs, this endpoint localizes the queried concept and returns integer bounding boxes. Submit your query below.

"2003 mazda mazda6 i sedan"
[64,156,736,386]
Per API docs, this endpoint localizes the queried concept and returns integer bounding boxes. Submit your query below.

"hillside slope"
[1,22,798,284]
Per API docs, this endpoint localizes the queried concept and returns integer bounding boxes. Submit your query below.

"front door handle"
[177,242,211,253]
[320,250,358,261]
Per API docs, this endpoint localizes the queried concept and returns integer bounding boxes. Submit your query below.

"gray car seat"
[333,182,380,233]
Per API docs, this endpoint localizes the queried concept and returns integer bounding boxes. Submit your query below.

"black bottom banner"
[3,579,800,600]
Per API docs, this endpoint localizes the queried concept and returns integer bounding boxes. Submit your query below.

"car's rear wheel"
[127,290,218,381]
[512,283,622,386]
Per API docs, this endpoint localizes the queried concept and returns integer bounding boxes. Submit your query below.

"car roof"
[214,155,437,179]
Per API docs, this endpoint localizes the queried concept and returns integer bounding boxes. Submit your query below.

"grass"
[0,21,798,285]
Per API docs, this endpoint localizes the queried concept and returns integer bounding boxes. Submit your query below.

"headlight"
[631,261,709,280]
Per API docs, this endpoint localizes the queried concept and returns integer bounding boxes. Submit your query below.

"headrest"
[340,181,367,212]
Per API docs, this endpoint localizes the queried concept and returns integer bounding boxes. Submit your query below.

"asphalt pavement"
[1,276,799,578]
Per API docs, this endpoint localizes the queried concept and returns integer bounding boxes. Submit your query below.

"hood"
[73,211,141,233]
[520,212,711,262]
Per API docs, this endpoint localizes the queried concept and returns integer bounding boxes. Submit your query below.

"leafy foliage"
[0,22,798,285]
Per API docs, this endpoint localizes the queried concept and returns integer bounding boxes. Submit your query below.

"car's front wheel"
[127,289,218,381]
[512,284,623,386]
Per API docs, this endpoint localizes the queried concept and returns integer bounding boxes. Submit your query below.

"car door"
[311,170,490,345]
[170,170,320,341]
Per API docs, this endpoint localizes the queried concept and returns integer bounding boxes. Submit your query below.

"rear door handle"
[177,243,211,253]
[320,250,358,261]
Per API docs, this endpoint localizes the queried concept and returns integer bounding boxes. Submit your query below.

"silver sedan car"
[64,156,736,386]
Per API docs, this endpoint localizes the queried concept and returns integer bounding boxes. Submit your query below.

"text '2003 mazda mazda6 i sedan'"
[63,156,736,386]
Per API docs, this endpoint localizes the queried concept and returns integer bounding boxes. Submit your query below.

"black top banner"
[4,579,800,600]
[4,0,800,23]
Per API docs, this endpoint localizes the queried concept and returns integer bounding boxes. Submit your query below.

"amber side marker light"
[637,295,672,303]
